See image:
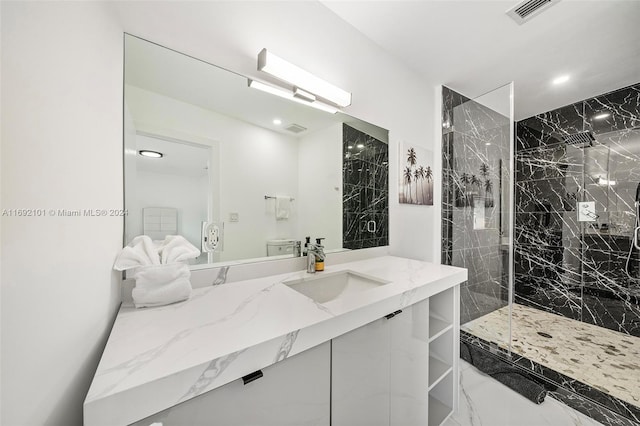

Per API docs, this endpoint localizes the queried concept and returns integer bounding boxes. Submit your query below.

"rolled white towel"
[131,263,192,308]
[114,235,160,271]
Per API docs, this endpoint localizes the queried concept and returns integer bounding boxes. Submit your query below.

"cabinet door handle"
[384,309,403,320]
[242,370,263,385]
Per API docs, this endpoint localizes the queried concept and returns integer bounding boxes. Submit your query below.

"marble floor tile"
[461,303,640,408]
[444,360,603,426]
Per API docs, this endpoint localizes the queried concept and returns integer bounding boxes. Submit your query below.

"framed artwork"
[399,143,434,205]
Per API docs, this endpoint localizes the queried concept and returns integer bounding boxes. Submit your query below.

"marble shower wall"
[342,123,389,250]
[442,86,512,327]
[516,83,640,337]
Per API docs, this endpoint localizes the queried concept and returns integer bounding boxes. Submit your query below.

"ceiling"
[136,134,209,177]
[322,0,640,121]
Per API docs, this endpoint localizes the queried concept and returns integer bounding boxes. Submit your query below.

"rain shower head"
[563,131,595,148]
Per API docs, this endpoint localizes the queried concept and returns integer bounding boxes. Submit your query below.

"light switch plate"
[577,201,597,222]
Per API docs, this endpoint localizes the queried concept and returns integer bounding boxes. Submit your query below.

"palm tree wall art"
[398,143,434,205]
[454,162,495,208]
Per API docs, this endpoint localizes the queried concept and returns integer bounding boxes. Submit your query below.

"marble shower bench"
[84,255,466,425]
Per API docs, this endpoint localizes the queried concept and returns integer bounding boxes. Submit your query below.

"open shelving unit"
[427,287,455,426]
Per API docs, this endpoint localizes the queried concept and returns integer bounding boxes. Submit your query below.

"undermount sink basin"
[284,270,390,304]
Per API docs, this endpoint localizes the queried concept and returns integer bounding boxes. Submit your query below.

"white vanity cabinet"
[332,287,458,426]
[130,342,331,426]
[332,315,391,426]
[130,288,458,426]
[331,298,432,426]
[390,298,431,425]
[85,257,467,426]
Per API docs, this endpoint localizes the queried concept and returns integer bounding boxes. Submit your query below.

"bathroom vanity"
[84,256,465,425]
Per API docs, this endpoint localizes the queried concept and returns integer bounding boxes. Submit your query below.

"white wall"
[297,123,343,249]
[1,2,123,425]
[132,170,209,251]
[125,85,300,262]
[1,2,438,425]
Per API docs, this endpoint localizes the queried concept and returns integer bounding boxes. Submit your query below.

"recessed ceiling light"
[593,113,610,120]
[273,118,282,125]
[552,75,570,85]
[139,150,163,158]
[357,144,365,149]
[485,142,491,146]
[347,145,353,149]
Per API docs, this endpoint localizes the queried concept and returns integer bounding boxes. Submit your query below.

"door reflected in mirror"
[124,34,389,268]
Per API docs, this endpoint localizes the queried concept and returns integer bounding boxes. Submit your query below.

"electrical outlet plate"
[229,212,239,222]
[578,201,597,222]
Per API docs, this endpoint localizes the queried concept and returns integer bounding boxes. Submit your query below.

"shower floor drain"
[537,332,553,338]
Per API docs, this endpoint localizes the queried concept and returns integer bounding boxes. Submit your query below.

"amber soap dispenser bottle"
[314,237,326,271]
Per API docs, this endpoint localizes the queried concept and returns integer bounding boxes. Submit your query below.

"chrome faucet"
[307,243,317,273]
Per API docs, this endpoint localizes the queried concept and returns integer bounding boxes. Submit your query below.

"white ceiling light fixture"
[139,150,163,158]
[248,79,338,114]
[273,118,282,125]
[593,112,611,120]
[552,74,570,85]
[257,48,352,108]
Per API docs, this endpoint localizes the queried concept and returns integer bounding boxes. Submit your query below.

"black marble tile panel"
[516,102,585,151]
[584,84,640,136]
[581,289,640,337]
[515,212,581,249]
[516,175,581,213]
[516,141,584,181]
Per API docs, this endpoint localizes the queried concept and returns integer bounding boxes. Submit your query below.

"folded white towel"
[155,235,201,264]
[275,196,291,220]
[131,263,192,308]
[113,235,161,271]
[114,235,200,308]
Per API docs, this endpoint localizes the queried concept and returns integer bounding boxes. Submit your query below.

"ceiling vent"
[506,0,561,25]
[563,131,595,148]
[285,123,307,134]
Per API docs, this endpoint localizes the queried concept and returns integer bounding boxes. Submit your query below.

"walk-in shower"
[625,182,640,280]
[442,83,640,426]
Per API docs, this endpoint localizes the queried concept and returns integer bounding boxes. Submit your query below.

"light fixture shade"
[139,150,163,158]
[248,79,338,114]
[258,49,351,107]
[593,112,611,120]
[552,75,570,85]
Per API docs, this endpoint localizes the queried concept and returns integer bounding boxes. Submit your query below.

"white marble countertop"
[84,256,467,425]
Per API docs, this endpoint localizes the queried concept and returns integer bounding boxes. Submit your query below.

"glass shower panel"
[443,83,514,353]
[581,120,640,329]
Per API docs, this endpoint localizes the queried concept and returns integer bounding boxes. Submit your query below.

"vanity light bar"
[257,49,351,107]
[248,79,338,114]
[293,87,316,102]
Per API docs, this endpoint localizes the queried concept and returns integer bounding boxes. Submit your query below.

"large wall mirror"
[124,34,389,268]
